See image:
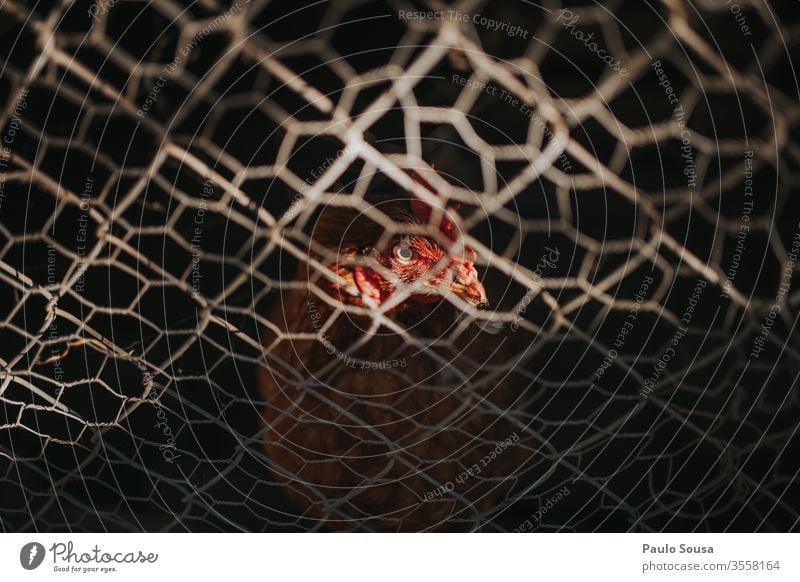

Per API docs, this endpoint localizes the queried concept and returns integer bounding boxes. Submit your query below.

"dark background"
[0,0,799,532]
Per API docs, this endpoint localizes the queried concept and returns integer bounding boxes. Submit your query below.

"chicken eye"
[394,245,414,263]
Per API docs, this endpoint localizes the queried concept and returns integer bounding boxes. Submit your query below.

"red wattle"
[354,266,387,303]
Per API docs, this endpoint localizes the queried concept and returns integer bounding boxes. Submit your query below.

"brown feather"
[258,198,532,531]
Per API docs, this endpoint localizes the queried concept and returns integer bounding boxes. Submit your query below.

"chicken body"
[259,198,531,531]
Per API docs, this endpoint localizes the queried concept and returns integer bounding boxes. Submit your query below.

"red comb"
[409,165,461,241]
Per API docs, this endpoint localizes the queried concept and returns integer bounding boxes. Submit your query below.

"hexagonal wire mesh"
[0,0,799,532]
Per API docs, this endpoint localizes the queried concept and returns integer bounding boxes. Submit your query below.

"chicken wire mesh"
[0,0,799,532]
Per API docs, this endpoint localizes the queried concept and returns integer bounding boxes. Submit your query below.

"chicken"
[258,172,531,531]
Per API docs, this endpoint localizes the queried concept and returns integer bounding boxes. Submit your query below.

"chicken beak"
[448,262,488,307]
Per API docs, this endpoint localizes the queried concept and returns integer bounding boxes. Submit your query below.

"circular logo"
[19,542,46,570]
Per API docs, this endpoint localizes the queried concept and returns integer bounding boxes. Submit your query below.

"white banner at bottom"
[1,533,797,581]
